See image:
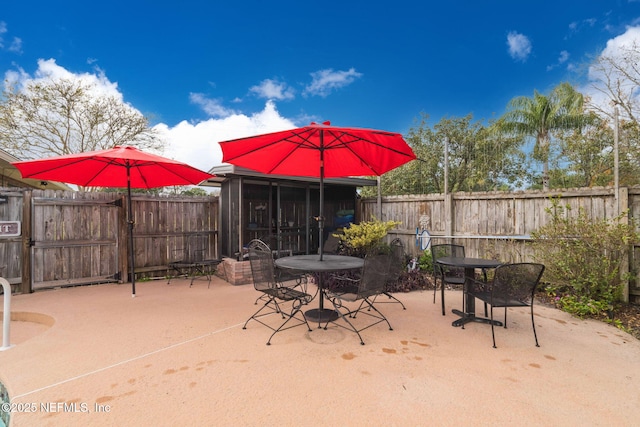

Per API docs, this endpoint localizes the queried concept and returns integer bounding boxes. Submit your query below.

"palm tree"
[499,82,588,189]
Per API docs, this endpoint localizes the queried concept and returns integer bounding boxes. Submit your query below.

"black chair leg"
[531,306,540,347]
[482,269,488,316]
[433,275,438,304]
[491,307,497,348]
[503,307,508,328]
[384,292,407,309]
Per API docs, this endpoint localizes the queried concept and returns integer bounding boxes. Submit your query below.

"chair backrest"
[187,233,209,262]
[431,244,465,277]
[247,239,278,292]
[170,233,210,263]
[358,254,392,296]
[492,263,545,304]
[388,238,405,282]
[321,234,341,255]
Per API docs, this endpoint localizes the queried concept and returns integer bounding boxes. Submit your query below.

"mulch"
[534,291,640,341]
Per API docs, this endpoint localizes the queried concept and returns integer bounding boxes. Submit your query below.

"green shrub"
[418,250,434,273]
[531,198,638,316]
[335,217,400,257]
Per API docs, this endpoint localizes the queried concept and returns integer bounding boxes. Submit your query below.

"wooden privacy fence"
[361,186,640,303]
[0,188,219,293]
[3,185,640,302]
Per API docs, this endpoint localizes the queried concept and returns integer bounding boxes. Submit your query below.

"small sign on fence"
[0,221,21,238]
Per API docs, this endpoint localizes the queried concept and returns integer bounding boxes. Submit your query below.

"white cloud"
[3,60,297,174]
[189,92,237,118]
[546,50,570,71]
[0,21,22,54]
[558,50,570,64]
[0,21,7,49]
[24,58,123,100]
[155,100,295,172]
[303,68,362,97]
[583,26,640,118]
[595,25,640,60]
[249,78,295,100]
[8,37,22,53]
[506,31,532,62]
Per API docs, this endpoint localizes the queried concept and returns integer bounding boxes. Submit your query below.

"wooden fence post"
[444,192,454,239]
[619,186,630,303]
[118,195,128,284]
[20,190,32,293]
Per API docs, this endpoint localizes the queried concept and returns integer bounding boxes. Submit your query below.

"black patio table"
[274,254,364,326]
[435,256,503,327]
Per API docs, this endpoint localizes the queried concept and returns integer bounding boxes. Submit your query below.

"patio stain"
[95,390,136,405]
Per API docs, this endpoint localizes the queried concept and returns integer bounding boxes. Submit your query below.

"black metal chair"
[431,243,466,315]
[467,263,545,348]
[168,233,221,287]
[324,254,393,345]
[252,243,308,306]
[366,238,407,310]
[243,239,313,345]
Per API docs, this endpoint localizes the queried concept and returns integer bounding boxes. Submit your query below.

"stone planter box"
[218,258,252,286]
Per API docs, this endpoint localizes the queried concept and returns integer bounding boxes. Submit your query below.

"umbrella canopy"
[13,145,214,296]
[219,121,415,178]
[219,121,416,259]
[12,145,212,188]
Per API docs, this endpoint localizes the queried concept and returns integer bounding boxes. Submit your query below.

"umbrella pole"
[317,135,325,315]
[127,167,136,297]
[318,137,324,262]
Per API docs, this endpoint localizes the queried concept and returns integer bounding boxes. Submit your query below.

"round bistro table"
[275,254,364,325]
[435,256,503,327]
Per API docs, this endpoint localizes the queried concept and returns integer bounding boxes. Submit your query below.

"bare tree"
[587,40,640,123]
[0,77,163,160]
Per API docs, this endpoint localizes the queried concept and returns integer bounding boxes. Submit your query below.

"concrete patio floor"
[1,275,639,426]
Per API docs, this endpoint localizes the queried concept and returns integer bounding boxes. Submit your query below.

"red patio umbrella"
[219,121,416,259]
[13,145,214,296]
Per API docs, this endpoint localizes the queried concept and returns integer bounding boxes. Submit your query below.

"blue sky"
[1,1,640,172]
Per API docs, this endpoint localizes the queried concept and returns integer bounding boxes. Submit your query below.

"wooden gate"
[29,195,121,290]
